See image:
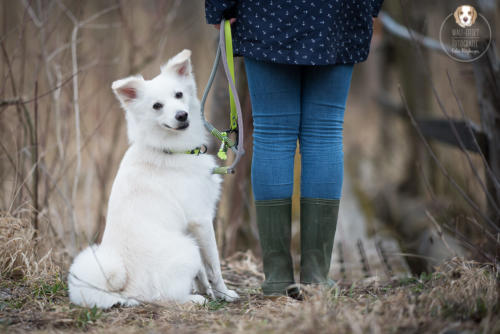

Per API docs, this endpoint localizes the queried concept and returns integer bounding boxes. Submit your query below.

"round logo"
[439,5,491,62]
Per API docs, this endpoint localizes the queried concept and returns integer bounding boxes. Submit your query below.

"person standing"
[205,0,384,297]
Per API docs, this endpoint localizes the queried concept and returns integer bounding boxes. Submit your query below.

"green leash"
[225,20,238,133]
[201,19,245,175]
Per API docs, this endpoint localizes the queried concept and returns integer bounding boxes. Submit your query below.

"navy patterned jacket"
[205,0,384,65]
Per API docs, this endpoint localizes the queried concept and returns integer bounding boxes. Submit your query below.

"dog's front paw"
[215,289,239,302]
[205,286,215,300]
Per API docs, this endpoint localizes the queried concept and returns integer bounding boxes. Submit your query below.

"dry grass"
[0,214,57,280]
[0,217,499,334]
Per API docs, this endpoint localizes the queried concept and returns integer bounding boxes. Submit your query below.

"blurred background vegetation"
[0,0,498,276]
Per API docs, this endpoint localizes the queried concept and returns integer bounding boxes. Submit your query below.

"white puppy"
[68,50,239,308]
[454,5,477,28]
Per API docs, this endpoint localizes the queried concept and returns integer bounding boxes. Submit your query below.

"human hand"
[213,18,236,30]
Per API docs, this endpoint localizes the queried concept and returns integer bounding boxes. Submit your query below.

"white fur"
[68,49,239,308]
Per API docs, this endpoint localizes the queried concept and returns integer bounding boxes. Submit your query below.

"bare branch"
[20,0,43,27]
[78,5,119,27]
[32,81,39,234]
[399,86,500,233]
[65,4,119,221]
[81,22,121,29]
[0,141,33,198]
[447,70,500,189]
[0,98,23,107]
[393,3,500,219]
[0,69,78,108]
[70,24,81,213]
[55,0,77,25]
[378,11,470,61]
[47,39,80,62]
[425,210,458,257]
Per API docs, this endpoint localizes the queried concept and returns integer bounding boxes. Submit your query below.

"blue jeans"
[244,58,354,201]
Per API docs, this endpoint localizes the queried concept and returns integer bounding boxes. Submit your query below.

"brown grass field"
[1,214,499,334]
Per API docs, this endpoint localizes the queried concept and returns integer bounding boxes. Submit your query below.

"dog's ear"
[111,75,144,104]
[454,6,461,23]
[471,7,477,24]
[161,49,192,77]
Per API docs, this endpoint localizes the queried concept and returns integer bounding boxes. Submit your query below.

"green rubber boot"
[255,198,297,296]
[300,198,339,285]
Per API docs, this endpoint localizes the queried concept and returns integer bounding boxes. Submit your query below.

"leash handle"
[224,20,238,132]
[199,19,245,175]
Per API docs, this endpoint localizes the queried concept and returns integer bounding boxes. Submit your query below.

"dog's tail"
[68,245,135,308]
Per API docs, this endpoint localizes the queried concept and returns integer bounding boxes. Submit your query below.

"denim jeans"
[244,58,354,201]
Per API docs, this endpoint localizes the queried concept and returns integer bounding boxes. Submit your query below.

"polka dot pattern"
[205,0,384,65]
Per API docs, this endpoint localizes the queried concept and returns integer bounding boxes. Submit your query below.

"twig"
[0,70,80,108]
[78,5,118,27]
[46,40,79,62]
[421,72,500,216]
[0,141,33,198]
[0,41,20,107]
[60,4,119,238]
[8,149,44,214]
[402,38,500,216]
[441,223,495,263]
[399,2,499,210]
[154,0,182,63]
[45,104,115,201]
[378,11,470,61]
[446,71,500,188]
[399,87,499,232]
[0,98,23,107]
[82,22,121,29]
[70,24,81,218]
[395,1,500,229]
[465,216,499,244]
[1,39,36,209]
[32,80,39,235]
[20,0,43,27]
[416,161,436,200]
[52,64,64,162]
[425,210,457,257]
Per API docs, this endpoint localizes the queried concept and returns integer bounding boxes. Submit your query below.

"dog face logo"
[441,5,491,62]
[454,5,477,28]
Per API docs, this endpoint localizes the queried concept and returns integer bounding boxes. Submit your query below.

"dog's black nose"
[463,17,468,21]
[175,111,188,122]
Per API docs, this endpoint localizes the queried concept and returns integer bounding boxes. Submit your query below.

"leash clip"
[217,132,229,160]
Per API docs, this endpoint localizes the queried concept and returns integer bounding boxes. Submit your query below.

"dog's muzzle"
[162,122,189,130]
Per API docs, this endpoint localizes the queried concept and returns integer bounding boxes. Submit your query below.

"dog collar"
[162,145,207,156]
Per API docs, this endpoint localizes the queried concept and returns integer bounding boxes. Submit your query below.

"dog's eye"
[152,102,163,110]
[460,11,463,15]
[175,92,183,99]
[468,11,471,14]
